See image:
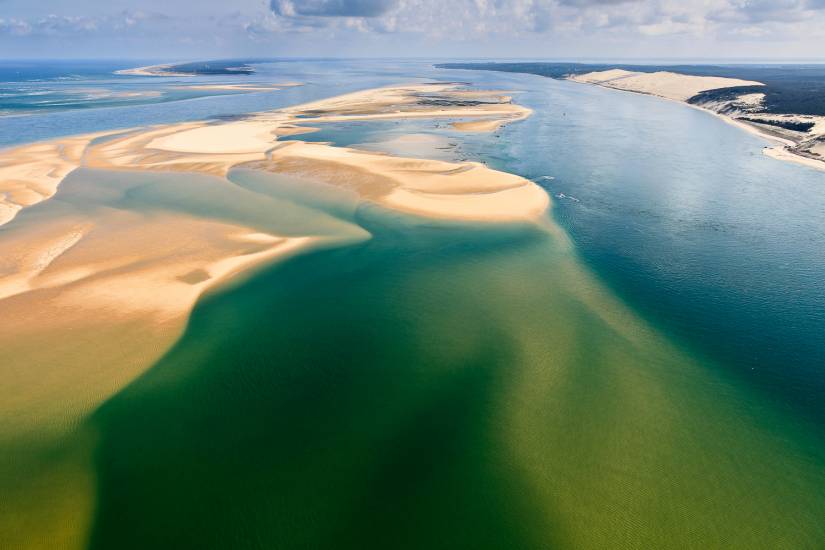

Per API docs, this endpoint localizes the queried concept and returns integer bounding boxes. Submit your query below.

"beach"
[567,68,825,171]
[113,64,188,77]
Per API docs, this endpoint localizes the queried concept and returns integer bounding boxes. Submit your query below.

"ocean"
[1,59,823,548]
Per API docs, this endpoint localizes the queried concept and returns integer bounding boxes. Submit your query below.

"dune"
[569,69,825,171]
[569,69,763,102]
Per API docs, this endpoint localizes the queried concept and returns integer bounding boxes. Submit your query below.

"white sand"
[570,69,763,102]
[0,132,119,227]
[570,69,825,171]
[114,64,192,77]
[146,121,280,154]
[0,82,549,438]
[83,83,546,222]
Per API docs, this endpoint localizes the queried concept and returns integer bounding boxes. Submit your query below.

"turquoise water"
[0,60,430,146]
[1,60,824,547]
[479,71,825,424]
[281,65,825,425]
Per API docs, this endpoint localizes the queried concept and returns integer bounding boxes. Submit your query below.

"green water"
[78,172,824,548]
[3,57,825,546]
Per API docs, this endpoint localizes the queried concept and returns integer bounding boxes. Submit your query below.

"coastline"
[565,72,825,172]
[114,60,256,77]
[4,62,825,550]
[114,64,193,77]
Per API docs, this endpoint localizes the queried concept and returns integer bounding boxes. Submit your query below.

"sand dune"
[570,69,762,102]
[569,69,825,170]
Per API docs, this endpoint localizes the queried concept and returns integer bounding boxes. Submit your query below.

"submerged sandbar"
[0,81,548,445]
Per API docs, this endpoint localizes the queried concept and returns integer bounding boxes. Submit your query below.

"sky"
[2,0,825,60]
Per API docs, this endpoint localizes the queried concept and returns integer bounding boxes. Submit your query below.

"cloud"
[558,0,638,5]
[4,0,825,58]
[270,0,399,18]
[0,17,32,36]
[708,0,818,23]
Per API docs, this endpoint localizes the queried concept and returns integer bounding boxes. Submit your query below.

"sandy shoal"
[0,80,547,548]
[114,64,193,77]
[0,199,340,440]
[0,132,120,226]
[0,81,547,439]
[81,82,547,222]
[451,119,511,132]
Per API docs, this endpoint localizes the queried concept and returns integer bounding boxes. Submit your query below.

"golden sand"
[570,69,825,171]
[0,81,540,550]
[0,132,118,226]
[569,69,763,102]
[78,83,546,221]
[0,82,547,440]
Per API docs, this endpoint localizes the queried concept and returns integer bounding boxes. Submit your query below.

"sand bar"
[80,82,546,222]
[0,81,548,442]
[114,63,193,77]
[0,131,120,227]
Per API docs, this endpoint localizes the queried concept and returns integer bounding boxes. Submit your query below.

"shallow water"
[85,193,825,548]
[1,60,824,548]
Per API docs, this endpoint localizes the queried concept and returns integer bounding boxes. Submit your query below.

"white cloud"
[3,1,825,58]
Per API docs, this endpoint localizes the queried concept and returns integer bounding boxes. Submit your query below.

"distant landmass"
[438,62,825,169]
[116,59,256,77]
[437,62,825,116]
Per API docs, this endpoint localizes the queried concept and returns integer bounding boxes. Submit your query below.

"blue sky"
[2,0,825,59]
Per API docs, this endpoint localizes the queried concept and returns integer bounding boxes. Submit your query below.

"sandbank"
[0,131,119,227]
[81,82,546,222]
[114,64,193,77]
[0,81,548,440]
